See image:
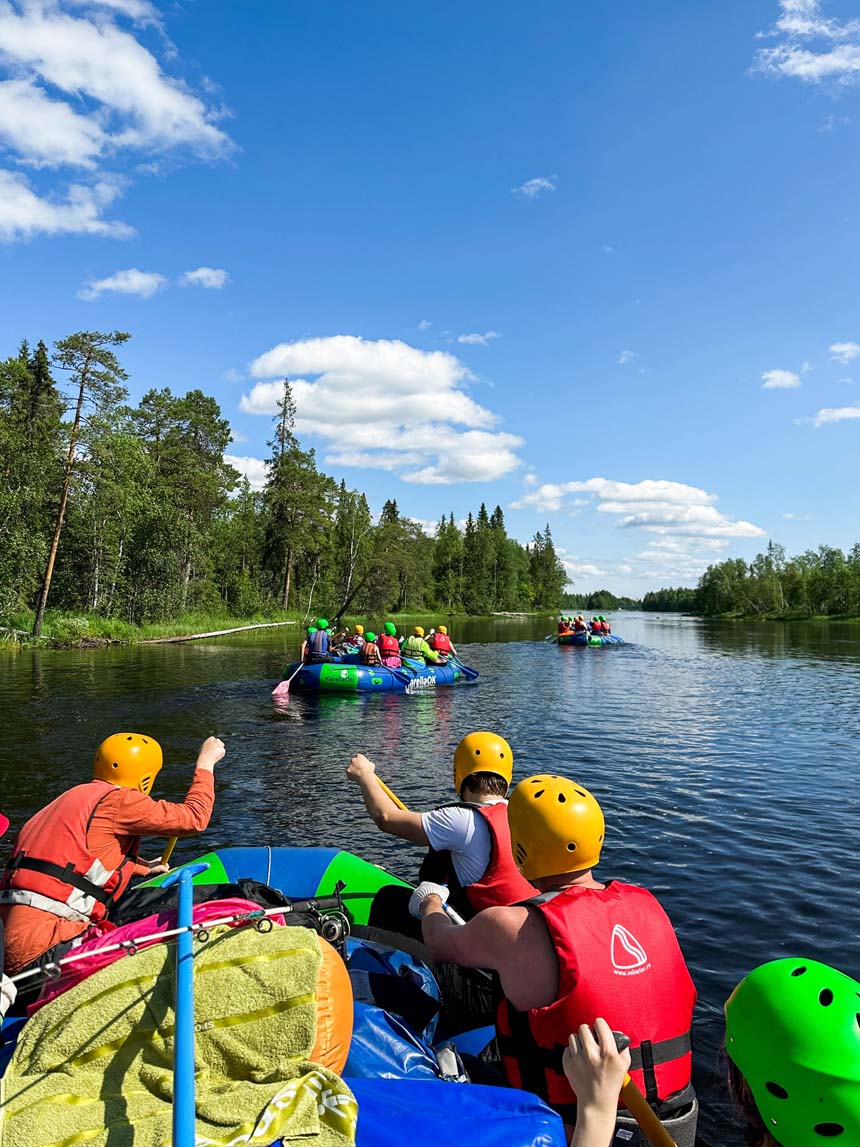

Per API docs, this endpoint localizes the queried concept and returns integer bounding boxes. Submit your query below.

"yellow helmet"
[94,733,163,795]
[413,626,425,637]
[438,625,448,635]
[453,731,513,794]
[354,624,364,635]
[508,775,604,881]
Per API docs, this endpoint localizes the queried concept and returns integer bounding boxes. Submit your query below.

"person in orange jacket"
[0,732,225,984]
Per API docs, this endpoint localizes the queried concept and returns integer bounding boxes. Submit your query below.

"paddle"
[610,1032,679,1147]
[161,836,178,867]
[449,654,478,681]
[272,660,304,697]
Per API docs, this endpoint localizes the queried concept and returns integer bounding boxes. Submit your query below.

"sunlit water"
[2,612,859,1143]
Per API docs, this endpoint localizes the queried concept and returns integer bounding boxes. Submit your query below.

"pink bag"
[32,898,284,1013]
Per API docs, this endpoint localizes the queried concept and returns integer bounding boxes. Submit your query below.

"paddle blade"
[272,679,292,697]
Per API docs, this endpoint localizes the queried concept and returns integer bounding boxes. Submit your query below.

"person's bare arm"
[346,754,429,844]
[564,1020,631,1147]
[421,897,559,1012]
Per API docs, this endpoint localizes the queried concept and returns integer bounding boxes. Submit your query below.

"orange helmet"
[94,733,163,795]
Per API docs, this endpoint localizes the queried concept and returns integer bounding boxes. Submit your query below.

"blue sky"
[2,0,860,595]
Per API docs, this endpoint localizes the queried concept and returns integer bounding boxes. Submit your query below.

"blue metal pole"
[162,861,210,1147]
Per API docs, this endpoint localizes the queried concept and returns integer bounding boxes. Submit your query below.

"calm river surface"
[2,612,859,1143]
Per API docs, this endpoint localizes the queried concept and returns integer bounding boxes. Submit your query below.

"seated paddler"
[400,625,439,664]
[0,733,226,997]
[346,732,536,938]
[377,621,402,667]
[359,631,382,666]
[410,775,698,1139]
[428,624,457,664]
[303,617,332,663]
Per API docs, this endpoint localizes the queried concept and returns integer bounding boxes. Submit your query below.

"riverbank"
[0,610,303,649]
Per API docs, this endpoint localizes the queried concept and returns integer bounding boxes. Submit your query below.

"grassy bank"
[0,609,303,649]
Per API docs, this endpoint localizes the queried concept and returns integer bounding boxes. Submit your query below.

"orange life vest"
[0,781,140,925]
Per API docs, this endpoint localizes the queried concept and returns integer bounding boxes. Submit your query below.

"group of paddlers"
[558,615,612,636]
[302,618,458,669]
[347,732,857,1147]
[0,729,854,1147]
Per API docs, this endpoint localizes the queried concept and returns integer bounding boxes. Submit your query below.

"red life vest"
[496,883,695,1120]
[573,620,586,632]
[0,781,140,926]
[591,621,603,633]
[378,633,399,656]
[419,802,537,914]
[430,633,451,654]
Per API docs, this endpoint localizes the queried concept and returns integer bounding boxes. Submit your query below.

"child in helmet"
[377,621,402,668]
[346,733,535,936]
[0,734,226,991]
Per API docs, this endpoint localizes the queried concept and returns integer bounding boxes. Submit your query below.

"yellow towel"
[0,924,357,1147]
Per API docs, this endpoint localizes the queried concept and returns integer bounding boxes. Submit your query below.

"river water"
[1,612,859,1143]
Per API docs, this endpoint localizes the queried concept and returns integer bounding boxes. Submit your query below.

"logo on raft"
[406,674,437,695]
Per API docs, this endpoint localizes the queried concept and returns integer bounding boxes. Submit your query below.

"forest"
[0,332,568,639]
[643,541,860,617]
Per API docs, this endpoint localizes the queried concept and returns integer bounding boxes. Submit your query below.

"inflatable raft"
[283,655,477,693]
[0,845,565,1147]
[556,632,624,646]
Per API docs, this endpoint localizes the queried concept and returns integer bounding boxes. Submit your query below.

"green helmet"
[316,618,329,630]
[384,622,397,636]
[365,631,377,643]
[725,958,860,1146]
[599,615,606,622]
[306,625,317,637]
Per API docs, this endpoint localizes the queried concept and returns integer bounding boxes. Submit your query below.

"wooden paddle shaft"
[375,775,408,811]
[161,837,178,866]
[620,1077,679,1147]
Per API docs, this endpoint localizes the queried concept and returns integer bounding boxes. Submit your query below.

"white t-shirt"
[420,799,507,887]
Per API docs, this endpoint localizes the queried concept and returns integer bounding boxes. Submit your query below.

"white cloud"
[803,404,860,428]
[820,113,851,131]
[782,511,811,520]
[78,266,165,299]
[801,360,813,373]
[762,368,801,388]
[829,341,860,363]
[0,78,106,167]
[240,335,523,485]
[0,168,131,239]
[223,368,244,383]
[0,0,232,241]
[753,1,860,86]
[224,454,267,492]
[418,319,432,331]
[511,476,765,543]
[617,350,638,365]
[457,331,500,346]
[179,266,229,289]
[511,174,557,199]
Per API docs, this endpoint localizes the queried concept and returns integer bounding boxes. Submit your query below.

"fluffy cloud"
[0,169,131,239]
[0,0,232,240]
[753,1,860,86]
[829,341,860,363]
[617,350,638,365]
[457,331,499,346]
[762,368,801,388]
[179,266,230,289]
[418,319,432,331]
[512,477,765,542]
[78,266,165,299]
[511,175,557,199]
[240,335,523,485]
[803,404,860,428]
[224,454,267,492]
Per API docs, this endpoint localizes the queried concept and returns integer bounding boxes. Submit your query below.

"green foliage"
[0,337,571,638]
[644,540,860,617]
[564,590,643,611]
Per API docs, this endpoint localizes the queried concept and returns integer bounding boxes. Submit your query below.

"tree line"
[643,541,860,617]
[0,331,568,634]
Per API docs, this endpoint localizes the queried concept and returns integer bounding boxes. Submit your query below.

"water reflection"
[1,612,858,1143]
